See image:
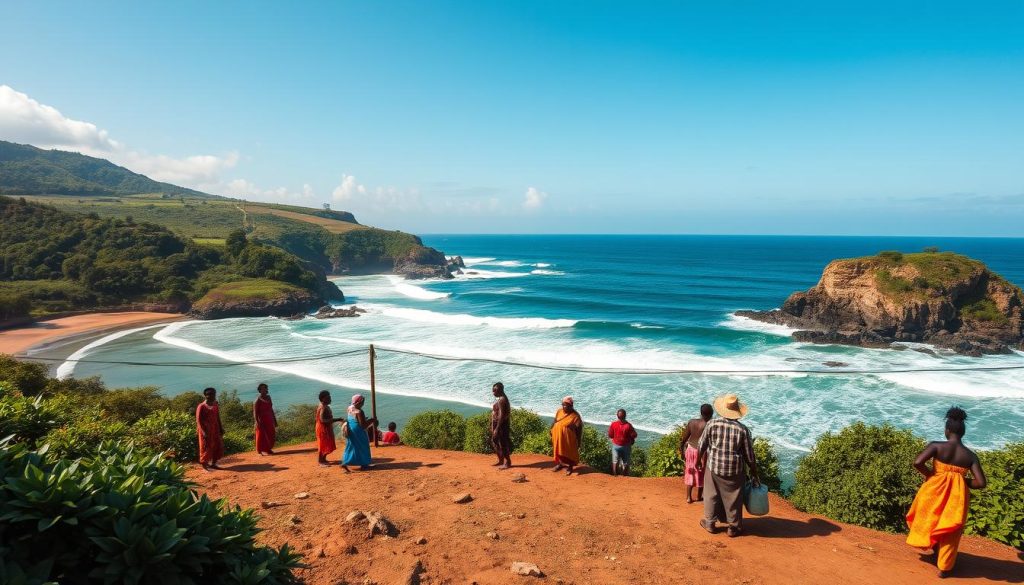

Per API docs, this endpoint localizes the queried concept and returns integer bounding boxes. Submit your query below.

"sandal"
[727,527,742,538]
[699,519,717,534]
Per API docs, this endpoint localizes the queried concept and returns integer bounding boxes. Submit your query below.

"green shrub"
[97,386,168,424]
[629,445,648,476]
[0,441,299,584]
[0,392,75,444]
[878,250,904,262]
[131,409,199,462]
[403,410,466,451]
[168,390,204,414]
[754,437,783,494]
[643,427,685,477]
[517,430,552,456]
[462,408,548,454]
[579,425,611,471]
[217,389,251,429]
[965,442,1024,548]
[42,374,107,397]
[791,423,925,532]
[275,404,315,445]
[43,416,132,459]
[463,412,493,454]
[223,428,252,455]
[0,354,49,396]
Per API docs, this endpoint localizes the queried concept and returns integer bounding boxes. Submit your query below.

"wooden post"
[370,344,378,447]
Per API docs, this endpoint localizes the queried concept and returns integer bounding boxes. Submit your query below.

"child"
[316,390,343,467]
[381,421,402,445]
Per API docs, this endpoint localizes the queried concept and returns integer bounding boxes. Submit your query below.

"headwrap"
[351,394,364,404]
[562,396,574,406]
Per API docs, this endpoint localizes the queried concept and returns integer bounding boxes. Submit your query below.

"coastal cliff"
[736,251,1024,356]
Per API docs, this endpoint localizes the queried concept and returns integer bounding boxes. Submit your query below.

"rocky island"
[736,251,1024,356]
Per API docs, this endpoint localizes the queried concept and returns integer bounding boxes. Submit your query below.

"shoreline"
[0,312,185,357]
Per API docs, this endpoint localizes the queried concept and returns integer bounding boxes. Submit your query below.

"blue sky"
[1,1,1022,235]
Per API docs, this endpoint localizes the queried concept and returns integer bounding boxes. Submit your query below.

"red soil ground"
[188,444,1022,585]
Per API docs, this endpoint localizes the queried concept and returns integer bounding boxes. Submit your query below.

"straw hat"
[713,393,748,420]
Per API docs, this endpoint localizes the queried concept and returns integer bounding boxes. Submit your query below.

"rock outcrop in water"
[735,251,1024,356]
[394,246,455,280]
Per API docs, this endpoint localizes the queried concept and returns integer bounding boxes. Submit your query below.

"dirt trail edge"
[188,444,1023,585]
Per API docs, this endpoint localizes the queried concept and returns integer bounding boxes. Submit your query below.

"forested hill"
[0,140,216,198]
[0,196,342,320]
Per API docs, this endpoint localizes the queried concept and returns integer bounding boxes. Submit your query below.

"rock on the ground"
[345,510,366,523]
[414,536,428,545]
[261,500,281,508]
[365,511,395,538]
[452,493,473,504]
[486,531,499,540]
[314,305,367,319]
[510,562,544,577]
[511,473,528,483]
[403,560,424,585]
[294,492,310,499]
[289,515,302,524]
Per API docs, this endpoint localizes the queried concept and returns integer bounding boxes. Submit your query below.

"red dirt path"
[188,444,1022,585]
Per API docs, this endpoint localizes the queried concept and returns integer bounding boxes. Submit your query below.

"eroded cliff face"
[736,254,1024,356]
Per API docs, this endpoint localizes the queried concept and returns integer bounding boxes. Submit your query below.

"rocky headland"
[736,251,1024,356]
[190,279,343,320]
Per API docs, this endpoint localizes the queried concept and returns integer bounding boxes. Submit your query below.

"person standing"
[253,383,277,455]
[697,394,759,537]
[679,404,713,503]
[342,394,377,472]
[491,382,512,469]
[551,396,583,475]
[316,390,341,467]
[196,387,225,471]
[608,408,638,476]
[906,407,987,578]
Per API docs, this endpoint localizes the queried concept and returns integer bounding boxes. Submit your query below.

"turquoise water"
[63,236,1024,472]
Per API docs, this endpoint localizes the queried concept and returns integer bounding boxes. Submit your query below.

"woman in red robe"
[196,387,225,471]
[253,383,277,455]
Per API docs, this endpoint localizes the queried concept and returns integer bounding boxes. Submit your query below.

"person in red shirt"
[608,408,638,476]
[381,421,402,445]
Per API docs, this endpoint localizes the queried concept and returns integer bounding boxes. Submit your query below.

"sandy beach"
[0,312,184,356]
[190,444,1023,585]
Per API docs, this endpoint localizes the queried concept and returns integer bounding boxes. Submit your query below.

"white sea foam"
[630,323,664,330]
[387,276,451,300]
[461,257,495,266]
[489,260,524,267]
[56,324,170,379]
[719,313,798,337]
[454,268,527,279]
[368,305,577,330]
[530,269,565,276]
[533,263,551,268]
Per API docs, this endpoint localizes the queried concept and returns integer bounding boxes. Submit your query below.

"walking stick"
[370,344,378,447]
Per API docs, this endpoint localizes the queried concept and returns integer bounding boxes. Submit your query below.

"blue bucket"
[744,482,770,516]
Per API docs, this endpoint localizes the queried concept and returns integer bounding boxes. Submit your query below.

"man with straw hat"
[697,393,760,537]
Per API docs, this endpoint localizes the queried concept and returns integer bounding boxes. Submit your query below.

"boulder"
[452,493,473,504]
[510,562,543,577]
[314,305,367,319]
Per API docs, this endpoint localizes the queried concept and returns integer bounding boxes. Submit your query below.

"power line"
[16,343,1024,376]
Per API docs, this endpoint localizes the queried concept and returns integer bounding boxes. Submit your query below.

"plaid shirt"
[697,418,755,477]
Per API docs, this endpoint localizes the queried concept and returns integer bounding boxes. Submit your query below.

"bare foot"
[498,464,511,470]
[266,450,275,455]
[341,465,351,473]
[565,467,574,476]
[686,498,694,504]
[552,464,564,472]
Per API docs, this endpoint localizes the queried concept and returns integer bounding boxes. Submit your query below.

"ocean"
[59,235,1024,475]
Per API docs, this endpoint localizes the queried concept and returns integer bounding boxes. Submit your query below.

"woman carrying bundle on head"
[906,406,987,578]
[342,394,377,473]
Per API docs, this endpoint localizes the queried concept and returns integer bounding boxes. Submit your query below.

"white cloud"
[0,84,237,191]
[523,186,548,210]
[331,174,367,202]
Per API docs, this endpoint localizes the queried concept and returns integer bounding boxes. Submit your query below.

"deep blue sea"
[62,235,1024,473]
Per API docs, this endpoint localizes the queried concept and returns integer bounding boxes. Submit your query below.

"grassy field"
[247,206,366,234]
[193,279,304,302]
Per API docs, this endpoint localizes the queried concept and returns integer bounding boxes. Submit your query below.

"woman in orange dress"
[551,396,583,475]
[253,383,277,455]
[316,390,342,467]
[906,407,987,578]
[196,387,225,471]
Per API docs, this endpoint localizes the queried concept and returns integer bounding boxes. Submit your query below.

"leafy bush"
[275,404,316,445]
[131,409,199,462]
[643,427,685,477]
[223,428,252,455]
[97,386,167,424]
[0,354,49,396]
[0,441,299,584]
[168,390,205,414]
[403,410,466,451]
[43,415,132,459]
[791,423,925,532]
[579,425,612,471]
[462,412,493,454]
[0,392,75,444]
[877,250,905,262]
[965,442,1024,548]
[462,408,547,454]
[629,445,648,476]
[517,430,552,456]
[754,437,783,494]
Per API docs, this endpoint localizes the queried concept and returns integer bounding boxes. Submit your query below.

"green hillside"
[0,140,216,198]
[0,196,341,318]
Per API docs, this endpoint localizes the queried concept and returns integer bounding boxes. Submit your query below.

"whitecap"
[630,323,664,330]
[372,306,577,330]
[387,275,451,300]
[461,257,495,266]
[530,269,565,276]
[454,268,527,279]
[533,263,552,268]
[56,323,171,379]
[719,312,797,337]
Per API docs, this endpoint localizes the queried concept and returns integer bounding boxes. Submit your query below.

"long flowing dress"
[906,460,971,572]
[315,404,336,455]
[551,408,582,466]
[343,407,372,467]
[196,402,223,464]
[254,396,276,453]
